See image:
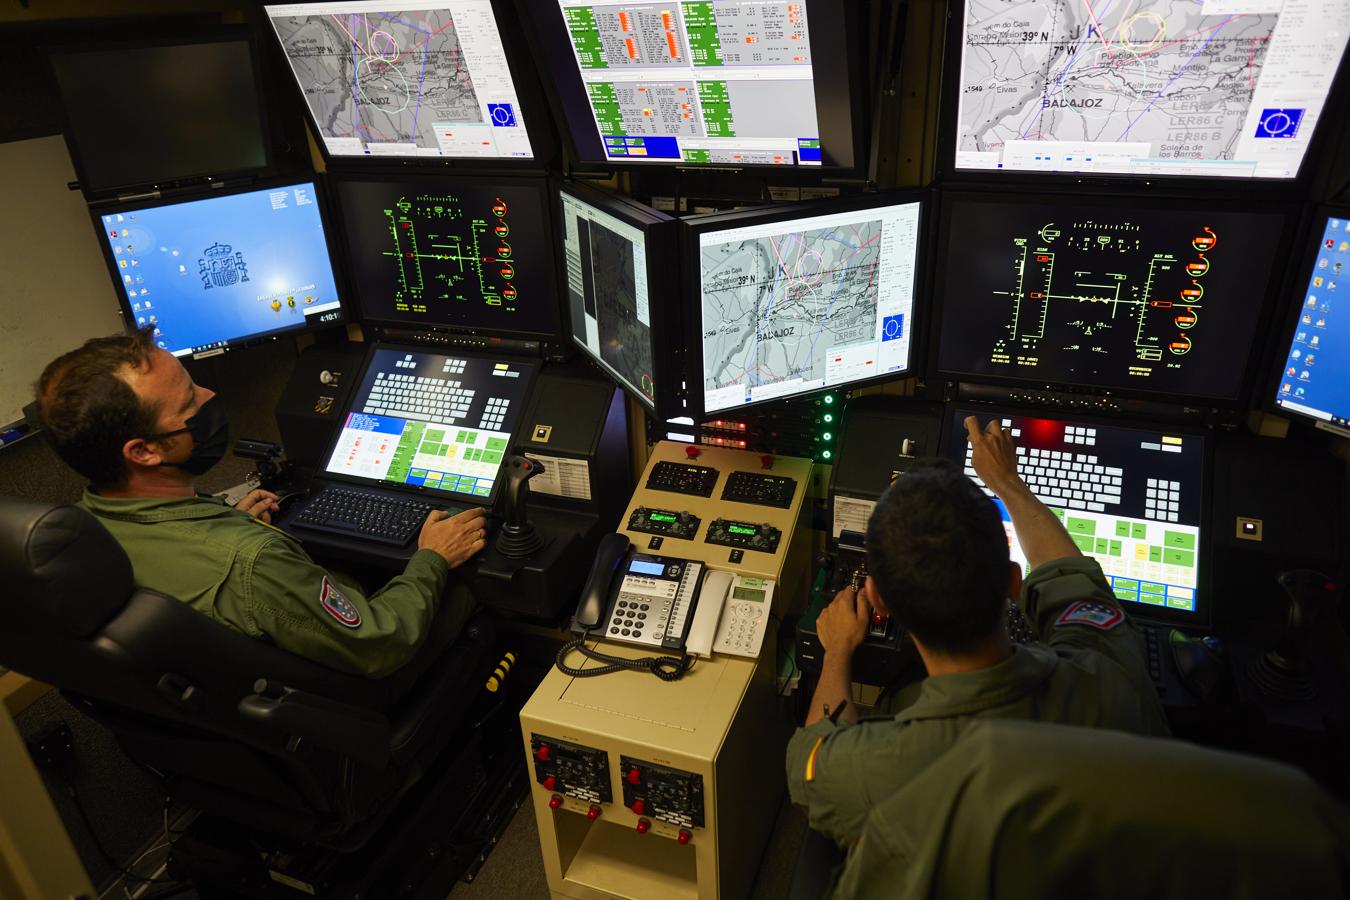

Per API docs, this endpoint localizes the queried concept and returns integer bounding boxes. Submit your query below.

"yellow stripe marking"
[804,736,825,783]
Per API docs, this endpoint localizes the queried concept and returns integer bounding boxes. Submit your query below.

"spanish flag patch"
[804,736,825,783]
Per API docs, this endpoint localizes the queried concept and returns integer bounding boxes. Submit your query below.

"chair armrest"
[238,679,391,768]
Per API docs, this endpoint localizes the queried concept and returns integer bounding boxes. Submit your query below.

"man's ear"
[123,436,162,468]
[1007,561,1024,602]
[864,575,889,614]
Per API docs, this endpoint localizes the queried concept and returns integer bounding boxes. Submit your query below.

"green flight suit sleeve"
[787,718,880,847]
[1019,555,1158,710]
[240,537,450,679]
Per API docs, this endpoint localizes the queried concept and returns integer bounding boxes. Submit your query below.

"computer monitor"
[1272,206,1350,430]
[932,192,1289,403]
[523,0,864,170]
[333,176,561,339]
[50,32,270,196]
[320,345,539,503]
[94,179,345,358]
[559,181,679,416]
[945,0,1350,181]
[686,191,926,416]
[943,406,1210,627]
[264,1,539,162]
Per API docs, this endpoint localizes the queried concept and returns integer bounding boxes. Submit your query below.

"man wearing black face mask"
[34,327,486,679]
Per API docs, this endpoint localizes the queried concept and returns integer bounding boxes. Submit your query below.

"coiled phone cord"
[555,634,691,681]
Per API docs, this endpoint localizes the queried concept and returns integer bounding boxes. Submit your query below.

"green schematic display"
[555,0,822,165]
[324,349,538,500]
[335,179,560,337]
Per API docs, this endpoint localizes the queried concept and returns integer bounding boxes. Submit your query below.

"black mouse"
[1169,629,1223,702]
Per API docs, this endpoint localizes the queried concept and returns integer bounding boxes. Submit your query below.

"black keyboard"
[291,486,438,547]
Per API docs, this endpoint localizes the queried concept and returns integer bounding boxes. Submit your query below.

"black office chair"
[0,496,499,850]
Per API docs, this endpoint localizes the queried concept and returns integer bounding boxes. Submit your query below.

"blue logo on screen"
[488,103,516,127]
[198,243,249,290]
[1255,108,1304,139]
[882,314,905,342]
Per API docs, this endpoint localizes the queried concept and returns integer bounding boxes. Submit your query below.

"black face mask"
[144,395,231,476]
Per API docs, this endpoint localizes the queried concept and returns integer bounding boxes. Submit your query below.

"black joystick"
[1248,569,1337,701]
[495,455,545,559]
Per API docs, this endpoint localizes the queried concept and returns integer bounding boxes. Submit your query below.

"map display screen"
[934,196,1283,400]
[265,1,535,160]
[953,0,1350,179]
[698,199,921,413]
[561,186,659,409]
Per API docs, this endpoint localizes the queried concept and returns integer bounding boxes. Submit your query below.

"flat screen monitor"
[333,176,561,338]
[50,33,269,195]
[559,182,677,415]
[687,192,925,416]
[1272,206,1350,429]
[932,193,1286,403]
[943,406,1210,626]
[949,0,1350,181]
[95,180,345,358]
[321,345,538,503]
[265,1,537,161]
[524,0,863,169]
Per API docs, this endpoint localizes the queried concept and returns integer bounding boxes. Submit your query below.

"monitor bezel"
[515,0,870,177]
[681,188,932,421]
[326,171,565,341]
[49,27,275,200]
[1263,202,1350,429]
[88,174,349,360]
[932,2,1350,195]
[939,401,1215,630]
[261,0,559,174]
[925,187,1300,408]
[313,340,540,506]
[556,180,683,420]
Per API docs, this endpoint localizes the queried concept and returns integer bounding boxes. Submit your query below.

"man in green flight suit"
[787,416,1168,848]
[35,327,486,679]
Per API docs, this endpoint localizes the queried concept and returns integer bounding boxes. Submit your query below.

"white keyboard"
[964,424,1124,513]
[364,371,477,426]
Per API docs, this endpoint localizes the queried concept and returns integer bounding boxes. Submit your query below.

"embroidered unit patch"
[320,577,361,628]
[1055,600,1124,631]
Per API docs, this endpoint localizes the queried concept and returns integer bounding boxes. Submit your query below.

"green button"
[1094,538,1108,554]
[1073,535,1095,553]
[1140,582,1165,595]
[1167,595,1195,610]
[456,431,468,443]
[426,430,445,442]
[1067,517,1096,536]
[1164,530,1196,550]
[1131,523,1148,540]
[484,450,503,464]
[1148,546,1163,563]
[410,469,427,478]
[474,487,490,496]
[1114,588,1138,602]
[1109,540,1122,557]
[487,437,508,451]
[1114,578,1140,591]
[1138,592,1166,606]
[1163,548,1195,568]
[1115,521,1130,537]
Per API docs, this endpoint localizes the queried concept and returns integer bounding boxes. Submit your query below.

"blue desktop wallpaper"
[100,182,342,355]
[1275,214,1350,427]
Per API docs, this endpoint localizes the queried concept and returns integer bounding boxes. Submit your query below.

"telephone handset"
[572,536,708,652]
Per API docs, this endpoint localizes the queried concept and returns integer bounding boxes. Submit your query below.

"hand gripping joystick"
[496,455,545,559]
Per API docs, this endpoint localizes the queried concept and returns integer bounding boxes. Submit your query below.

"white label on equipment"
[524,453,593,502]
[832,495,877,539]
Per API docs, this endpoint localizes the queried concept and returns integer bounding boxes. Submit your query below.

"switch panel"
[721,471,796,509]
[646,461,719,497]
[619,756,705,829]
[628,507,700,540]
[531,735,612,804]
[705,518,781,553]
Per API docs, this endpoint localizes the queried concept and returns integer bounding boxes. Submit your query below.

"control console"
[531,735,612,805]
[620,757,706,830]
[646,461,719,497]
[705,518,781,553]
[627,506,700,540]
[721,471,796,508]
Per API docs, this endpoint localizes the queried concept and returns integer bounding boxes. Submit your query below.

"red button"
[587,805,601,820]
[677,830,691,845]
[627,768,641,785]
[549,794,563,810]
[871,612,886,626]
[535,745,550,761]
[631,799,646,815]
[636,818,651,834]
[543,776,557,791]
[761,454,773,469]
[685,445,700,459]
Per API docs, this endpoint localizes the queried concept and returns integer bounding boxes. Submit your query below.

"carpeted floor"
[449,794,808,899]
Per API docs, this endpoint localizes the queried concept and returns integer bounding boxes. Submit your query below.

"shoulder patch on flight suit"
[320,577,362,628]
[1055,599,1123,631]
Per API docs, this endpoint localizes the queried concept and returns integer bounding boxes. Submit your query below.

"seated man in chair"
[787,417,1168,848]
[34,326,486,679]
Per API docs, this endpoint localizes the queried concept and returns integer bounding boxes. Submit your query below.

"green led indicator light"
[823,414,833,423]
[822,450,832,460]
[822,432,832,441]
[823,395,834,405]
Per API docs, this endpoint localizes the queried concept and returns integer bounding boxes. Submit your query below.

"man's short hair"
[35,326,160,488]
[865,458,1011,654]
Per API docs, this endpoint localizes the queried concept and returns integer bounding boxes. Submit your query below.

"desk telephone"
[572,533,775,660]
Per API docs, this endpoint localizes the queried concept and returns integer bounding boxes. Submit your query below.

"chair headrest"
[0,497,134,638]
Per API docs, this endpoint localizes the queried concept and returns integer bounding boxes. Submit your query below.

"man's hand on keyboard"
[235,489,281,524]
[964,416,1027,500]
[419,506,489,568]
